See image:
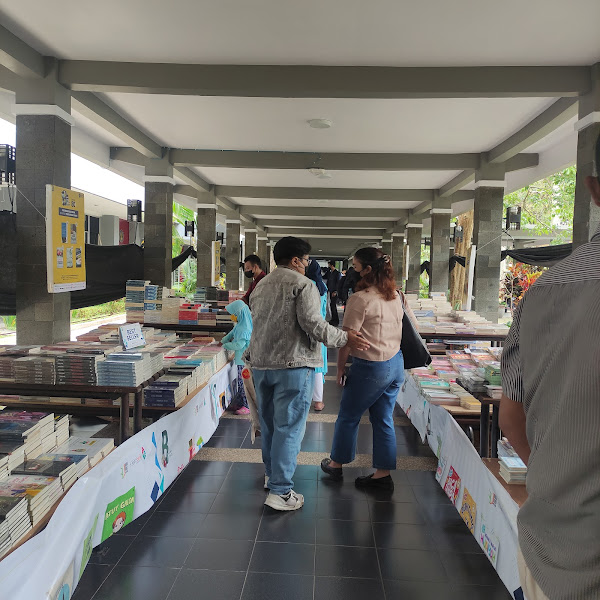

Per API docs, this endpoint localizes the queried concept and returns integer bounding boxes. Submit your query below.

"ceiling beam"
[439,171,475,197]
[256,219,393,229]
[73,92,163,158]
[172,166,211,192]
[243,206,408,219]
[267,230,384,239]
[0,24,45,78]
[215,186,432,202]
[170,149,480,171]
[58,62,591,98]
[504,153,539,172]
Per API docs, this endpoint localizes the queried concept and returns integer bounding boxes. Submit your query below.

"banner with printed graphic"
[46,185,86,293]
[0,363,236,600]
[397,374,525,600]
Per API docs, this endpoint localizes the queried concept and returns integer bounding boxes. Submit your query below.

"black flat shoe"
[355,474,394,491]
[320,458,343,480]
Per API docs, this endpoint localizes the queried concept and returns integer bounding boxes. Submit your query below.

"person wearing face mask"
[242,255,266,306]
[244,236,370,511]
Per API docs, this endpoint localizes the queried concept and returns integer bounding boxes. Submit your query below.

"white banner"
[399,373,526,600]
[0,363,237,600]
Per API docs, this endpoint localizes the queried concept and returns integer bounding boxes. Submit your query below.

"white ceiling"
[1,0,599,66]
[232,198,420,209]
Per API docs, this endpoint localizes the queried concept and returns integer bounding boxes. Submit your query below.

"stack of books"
[125,279,149,322]
[11,456,80,491]
[0,347,34,382]
[0,440,25,473]
[55,437,114,468]
[0,411,55,460]
[161,297,182,323]
[144,374,188,408]
[96,352,159,387]
[37,452,89,481]
[53,415,70,447]
[0,474,63,526]
[54,354,102,385]
[0,496,30,556]
[499,457,527,485]
[0,455,8,481]
[13,356,56,385]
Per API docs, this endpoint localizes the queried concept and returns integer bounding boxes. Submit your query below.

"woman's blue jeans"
[331,351,404,470]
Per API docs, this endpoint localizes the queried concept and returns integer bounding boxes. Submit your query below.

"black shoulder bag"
[398,291,432,370]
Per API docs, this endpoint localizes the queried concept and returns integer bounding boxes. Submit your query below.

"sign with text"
[211,241,221,286]
[46,185,86,293]
[120,323,145,350]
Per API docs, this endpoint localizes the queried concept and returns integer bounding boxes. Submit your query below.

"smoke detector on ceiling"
[309,168,332,179]
[307,118,333,129]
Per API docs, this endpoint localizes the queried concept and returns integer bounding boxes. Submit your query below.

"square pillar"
[244,229,258,290]
[15,108,72,345]
[381,239,392,258]
[196,191,217,287]
[226,220,241,290]
[144,182,173,287]
[405,224,423,294]
[257,237,268,273]
[472,174,505,323]
[573,68,600,248]
[429,209,452,294]
[392,233,404,285]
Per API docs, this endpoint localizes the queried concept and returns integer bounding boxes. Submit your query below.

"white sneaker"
[264,475,269,490]
[264,490,304,511]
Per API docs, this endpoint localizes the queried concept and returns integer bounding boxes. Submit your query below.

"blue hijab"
[225,300,253,342]
[306,259,327,296]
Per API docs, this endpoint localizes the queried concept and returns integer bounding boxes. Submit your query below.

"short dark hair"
[273,236,311,265]
[243,254,262,269]
[328,260,336,267]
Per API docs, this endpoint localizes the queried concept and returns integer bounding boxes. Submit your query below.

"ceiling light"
[307,118,333,129]
[309,168,332,179]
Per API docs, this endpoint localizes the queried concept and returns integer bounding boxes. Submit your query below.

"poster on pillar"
[211,241,221,286]
[46,185,87,293]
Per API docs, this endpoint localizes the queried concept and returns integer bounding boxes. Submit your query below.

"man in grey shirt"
[500,135,600,600]
[246,236,369,511]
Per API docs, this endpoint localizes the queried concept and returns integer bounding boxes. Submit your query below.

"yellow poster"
[211,241,221,286]
[46,185,86,293]
[459,487,477,534]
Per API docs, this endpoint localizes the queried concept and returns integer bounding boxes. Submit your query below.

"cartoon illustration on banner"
[79,514,99,578]
[49,560,75,600]
[459,487,477,534]
[443,465,461,505]
[101,487,135,542]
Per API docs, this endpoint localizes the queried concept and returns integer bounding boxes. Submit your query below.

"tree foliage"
[503,166,575,245]
[172,202,197,295]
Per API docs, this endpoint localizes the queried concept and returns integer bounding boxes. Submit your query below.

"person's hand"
[345,330,370,351]
[331,292,337,298]
[337,368,346,387]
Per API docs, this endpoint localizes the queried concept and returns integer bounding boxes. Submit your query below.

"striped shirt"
[501,226,600,600]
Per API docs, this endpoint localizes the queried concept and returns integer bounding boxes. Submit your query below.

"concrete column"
[472,167,505,323]
[381,239,392,258]
[244,229,258,290]
[405,225,423,294]
[226,220,241,290]
[268,242,276,272]
[257,237,268,273]
[14,73,72,344]
[196,191,217,287]
[573,67,600,248]
[144,157,174,287]
[429,209,452,294]
[392,233,404,285]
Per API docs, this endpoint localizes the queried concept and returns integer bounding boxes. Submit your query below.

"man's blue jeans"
[331,351,404,470]
[253,367,315,495]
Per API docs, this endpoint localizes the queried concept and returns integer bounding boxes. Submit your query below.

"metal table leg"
[491,405,500,458]
[120,393,130,444]
[134,391,143,433]
[480,403,490,458]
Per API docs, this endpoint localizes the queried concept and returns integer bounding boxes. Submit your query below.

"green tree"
[503,166,575,245]
[172,202,197,295]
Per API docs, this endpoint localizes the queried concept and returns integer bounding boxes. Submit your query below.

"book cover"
[480,516,500,567]
[101,487,135,542]
[443,466,461,505]
[459,487,477,534]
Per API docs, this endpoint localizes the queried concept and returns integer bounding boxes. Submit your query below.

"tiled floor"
[73,350,512,600]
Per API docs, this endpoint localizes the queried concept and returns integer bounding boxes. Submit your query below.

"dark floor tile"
[293,465,320,480]
[209,492,267,517]
[186,460,232,476]
[220,476,268,495]
[369,500,426,524]
[440,551,500,585]
[167,569,246,600]
[184,538,254,571]
[241,572,314,600]
[388,470,411,485]
[420,503,464,526]
[372,522,434,550]
[240,436,261,449]
[198,514,262,540]
[290,478,318,497]
[170,474,225,494]
[434,523,485,554]
[317,479,367,501]
[259,511,316,544]
[316,518,374,547]
[315,544,379,578]
[119,535,195,568]
[411,483,451,504]
[157,491,216,514]
[140,511,206,537]
[314,576,385,600]
[378,548,447,581]
[406,470,438,486]
[450,584,513,599]
[316,497,370,521]
[229,462,268,479]
[205,436,244,448]
[72,564,113,600]
[300,439,329,452]
[383,579,450,599]
[88,534,135,565]
[113,512,151,536]
[249,541,315,575]
[92,565,179,600]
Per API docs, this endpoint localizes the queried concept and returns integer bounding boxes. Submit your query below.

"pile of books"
[54,415,70,447]
[12,454,80,492]
[56,437,114,468]
[97,351,162,387]
[0,411,56,460]
[13,356,56,385]
[125,279,149,322]
[499,456,527,485]
[54,354,102,385]
[0,496,30,557]
[0,474,63,526]
[0,440,25,474]
[144,373,188,408]
[193,287,218,303]
[0,347,35,383]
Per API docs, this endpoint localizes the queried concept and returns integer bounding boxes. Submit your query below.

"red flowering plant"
[501,262,544,310]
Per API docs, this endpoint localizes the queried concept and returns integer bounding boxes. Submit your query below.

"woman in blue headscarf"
[222,300,253,414]
[306,259,328,411]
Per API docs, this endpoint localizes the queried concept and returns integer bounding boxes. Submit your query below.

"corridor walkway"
[73,350,511,600]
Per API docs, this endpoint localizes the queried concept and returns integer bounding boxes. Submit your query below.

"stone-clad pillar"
[196,191,217,287]
[472,166,505,323]
[15,70,72,344]
[381,239,392,259]
[405,224,423,294]
[144,158,173,287]
[226,219,241,290]
[573,65,600,249]
[244,229,258,290]
[429,209,452,294]
[392,233,404,286]
[257,237,268,273]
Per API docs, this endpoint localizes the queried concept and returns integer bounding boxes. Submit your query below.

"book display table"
[421,332,507,346]
[142,322,234,334]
